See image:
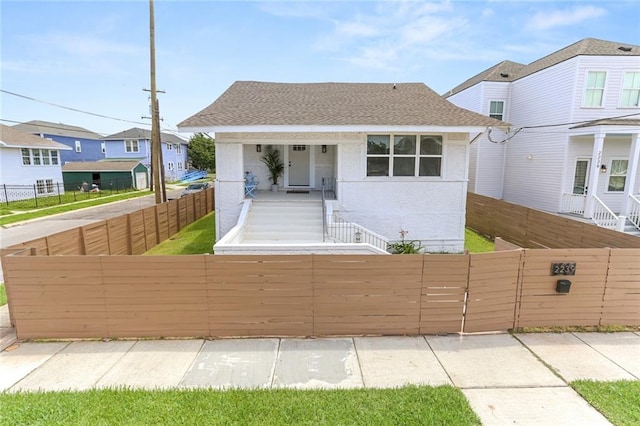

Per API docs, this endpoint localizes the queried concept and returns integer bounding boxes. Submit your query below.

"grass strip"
[571,380,640,426]
[0,284,6,306]
[144,212,215,255]
[464,228,495,253]
[0,191,150,226]
[0,386,480,426]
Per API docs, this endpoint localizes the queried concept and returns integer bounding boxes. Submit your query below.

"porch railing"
[327,212,389,252]
[592,195,619,230]
[627,195,640,231]
[560,193,586,215]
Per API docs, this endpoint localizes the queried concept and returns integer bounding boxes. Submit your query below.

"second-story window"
[125,139,139,153]
[75,140,82,152]
[101,142,106,153]
[167,144,173,150]
[584,71,606,107]
[621,72,640,107]
[176,144,182,154]
[489,101,504,120]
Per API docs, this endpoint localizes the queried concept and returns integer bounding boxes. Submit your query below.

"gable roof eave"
[180,124,508,135]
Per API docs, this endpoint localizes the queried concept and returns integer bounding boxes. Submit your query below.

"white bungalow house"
[0,124,71,201]
[178,81,505,254]
[445,38,640,234]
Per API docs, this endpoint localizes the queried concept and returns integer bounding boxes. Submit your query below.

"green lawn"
[572,380,640,426]
[464,228,495,253]
[0,284,6,306]
[0,191,150,226]
[0,386,481,425]
[144,213,215,255]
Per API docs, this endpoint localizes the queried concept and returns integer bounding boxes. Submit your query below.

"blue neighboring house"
[102,127,189,181]
[12,120,105,164]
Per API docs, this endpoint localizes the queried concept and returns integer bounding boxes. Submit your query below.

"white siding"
[447,84,483,112]
[0,147,64,186]
[501,58,578,212]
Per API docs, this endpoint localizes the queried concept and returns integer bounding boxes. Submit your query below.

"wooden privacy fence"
[3,248,638,339]
[467,192,640,249]
[4,188,214,256]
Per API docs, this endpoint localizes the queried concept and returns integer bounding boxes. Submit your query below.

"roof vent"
[393,83,397,89]
[618,46,632,52]
[500,73,509,78]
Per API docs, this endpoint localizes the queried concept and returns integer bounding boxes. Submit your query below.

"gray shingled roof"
[62,160,144,172]
[445,61,525,97]
[446,38,640,97]
[12,120,103,140]
[103,127,187,144]
[0,124,72,150]
[178,81,506,129]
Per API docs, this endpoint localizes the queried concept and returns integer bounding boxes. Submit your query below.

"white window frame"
[366,133,444,178]
[167,143,173,151]
[620,71,640,108]
[35,178,55,195]
[489,100,505,120]
[177,162,183,170]
[101,141,106,153]
[21,148,31,165]
[125,139,140,153]
[606,158,628,193]
[51,150,59,165]
[41,149,51,165]
[583,70,607,108]
[176,144,182,154]
[75,140,82,152]
[167,161,174,170]
[32,148,42,165]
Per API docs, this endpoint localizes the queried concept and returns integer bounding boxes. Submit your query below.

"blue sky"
[1,0,639,137]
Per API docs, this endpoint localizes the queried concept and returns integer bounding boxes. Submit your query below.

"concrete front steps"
[242,201,324,243]
[623,220,640,237]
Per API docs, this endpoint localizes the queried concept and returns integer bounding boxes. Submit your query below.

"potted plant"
[260,145,284,191]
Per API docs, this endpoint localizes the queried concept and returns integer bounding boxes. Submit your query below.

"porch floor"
[246,189,335,201]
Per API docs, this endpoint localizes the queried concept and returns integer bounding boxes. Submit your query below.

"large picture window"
[367,134,442,177]
[584,71,606,107]
[608,159,628,192]
[20,149,60,166]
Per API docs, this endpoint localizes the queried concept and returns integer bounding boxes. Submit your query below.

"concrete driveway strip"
[95,339,203,390]
[463,387,611,426]
[426,334,565,388]
[180,339,279,389]
[354,336,451,388]
[0,342,69,392]
[516,333,636,382]
[572,332,640,378]
[11,341,136,392]
[273,338,363,389]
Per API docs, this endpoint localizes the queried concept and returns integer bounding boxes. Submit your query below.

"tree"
[187,133,215,171]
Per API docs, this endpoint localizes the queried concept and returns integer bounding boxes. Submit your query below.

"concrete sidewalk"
[1,322,638,426]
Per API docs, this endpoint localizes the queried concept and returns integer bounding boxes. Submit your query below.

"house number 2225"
[551,263,576,276]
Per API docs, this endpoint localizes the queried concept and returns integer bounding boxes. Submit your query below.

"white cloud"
[526,5,607,31]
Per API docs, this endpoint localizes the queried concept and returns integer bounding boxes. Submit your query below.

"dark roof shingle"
[178,81,505,129]
[62,160,144,172]
[12,120,103,140]
[103,127,187,144]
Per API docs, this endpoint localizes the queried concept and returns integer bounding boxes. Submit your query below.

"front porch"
[559,122,640,235]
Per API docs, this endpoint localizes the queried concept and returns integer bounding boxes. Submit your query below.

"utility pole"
[149,0,164,204]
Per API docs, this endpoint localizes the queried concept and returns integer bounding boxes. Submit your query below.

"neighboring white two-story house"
[102,128,189,182]
[0,124,71,200]
[178,81,505,253]
[445,38,640,232]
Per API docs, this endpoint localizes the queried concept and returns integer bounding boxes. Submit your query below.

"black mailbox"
[556,279,571,293]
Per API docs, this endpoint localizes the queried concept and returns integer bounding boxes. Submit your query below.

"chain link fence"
[1,178,137,209]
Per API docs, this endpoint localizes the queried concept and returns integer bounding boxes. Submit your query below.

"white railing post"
[627,195,640,231]
[616,216,626,232]
[592,195,618,230]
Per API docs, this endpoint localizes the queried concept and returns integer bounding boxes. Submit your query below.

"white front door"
[135,172,148,189]
[288,145,310,186]
[573,158,590,194]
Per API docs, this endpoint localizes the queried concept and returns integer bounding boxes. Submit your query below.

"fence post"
[57,182,62,204]
[33,184,38,208]
[3,184,8,206]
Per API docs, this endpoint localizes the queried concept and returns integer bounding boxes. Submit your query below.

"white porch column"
[621,132,640,215]
[584,132,605,218]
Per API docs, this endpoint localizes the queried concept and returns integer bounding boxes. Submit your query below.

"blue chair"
[244,172,258,198]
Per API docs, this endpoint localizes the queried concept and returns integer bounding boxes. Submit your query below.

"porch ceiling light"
[600,164,607,173]
[256,144,262,153]
[322,145,327,153]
